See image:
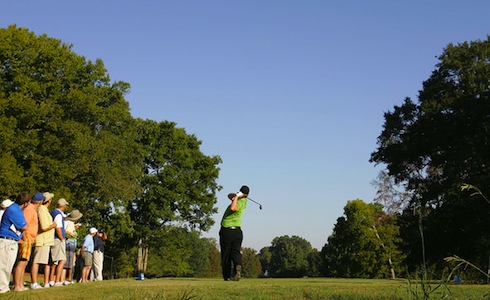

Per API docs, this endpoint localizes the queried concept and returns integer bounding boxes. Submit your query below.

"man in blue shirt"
[0,194,29,293]
[80,227,97,283]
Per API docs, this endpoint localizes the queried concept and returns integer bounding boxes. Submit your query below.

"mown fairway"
[1,278,490,300]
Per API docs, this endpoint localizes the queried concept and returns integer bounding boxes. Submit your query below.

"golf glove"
[236,192,244,198]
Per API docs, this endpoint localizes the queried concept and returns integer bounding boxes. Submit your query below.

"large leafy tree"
[269,235,313,278]
[322,199,404,278]
[0,25,142,221]
[370,37,490,270]
[131,119,221,274]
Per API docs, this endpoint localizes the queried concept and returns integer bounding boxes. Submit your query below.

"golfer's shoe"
[232,265,241,281]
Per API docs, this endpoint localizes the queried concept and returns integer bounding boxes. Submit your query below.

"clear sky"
[1,1,488,251]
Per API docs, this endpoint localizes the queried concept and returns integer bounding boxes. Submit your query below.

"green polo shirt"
[220,198,247,228]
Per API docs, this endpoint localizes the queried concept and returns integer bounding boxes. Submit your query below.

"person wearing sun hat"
[13,192,44,291]
[219,185,250,281]
[48,198,69,287]
[0,193,28,293]
[62,209,83,284]
[30,192,57,289]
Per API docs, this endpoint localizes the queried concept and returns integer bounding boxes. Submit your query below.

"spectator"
[92,229,107,281]
[0,199,14,222]
[30,192,56,289]
[0,194,28,293]
[13,192,43,291]
[49,198,68,287]
[80,228,97,283]
[62,209,82,284]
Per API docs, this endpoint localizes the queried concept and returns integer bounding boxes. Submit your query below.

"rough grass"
[1,277,490,300]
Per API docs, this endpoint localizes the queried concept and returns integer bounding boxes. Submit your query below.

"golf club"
[247,197,263,210]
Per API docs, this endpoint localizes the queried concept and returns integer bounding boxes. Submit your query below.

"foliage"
[370,36,490,273]
[129,118,222,273]
[0,25,143,228]
[258,246,272,277]
[131,119,221,233]
[196,238,222,278]
[0,25,225,278]
[322,199,404,278]
[188,237,221,278]
[144,228,221,278]
[241,247,262,278]
[371,170,413,214]
[306,248,322,277]
[269,235,314,278]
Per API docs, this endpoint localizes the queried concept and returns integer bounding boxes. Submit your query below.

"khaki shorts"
[82,252,93,266]
[32,245,51,264]
[51,239,67,262]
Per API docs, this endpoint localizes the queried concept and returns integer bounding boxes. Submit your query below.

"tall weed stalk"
[443,184,490,283]
[406,198,450,299]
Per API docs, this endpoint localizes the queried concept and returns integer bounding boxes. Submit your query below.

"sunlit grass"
[1,277,489,299]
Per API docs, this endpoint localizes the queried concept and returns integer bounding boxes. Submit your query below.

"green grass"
[1,277,490,300]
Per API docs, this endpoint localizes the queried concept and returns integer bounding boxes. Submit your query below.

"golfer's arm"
[230,195,239,211]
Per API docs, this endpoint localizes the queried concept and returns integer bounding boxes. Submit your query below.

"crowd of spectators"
[0,192,107,293]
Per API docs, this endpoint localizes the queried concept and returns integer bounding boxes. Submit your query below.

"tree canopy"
[322,199,404,278]
[370,36,490,272]
[269,235,313,278]
[130,118,221,273]
[0,25,142,222]
[1,25,222,277]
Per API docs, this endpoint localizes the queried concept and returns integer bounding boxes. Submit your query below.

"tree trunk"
[372,225,396,279]
[137,237,149,274]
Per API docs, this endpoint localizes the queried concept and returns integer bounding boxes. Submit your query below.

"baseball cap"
[43,192,54,203]
[240,185,250,195]
[57,198,69,206]
[32,192,45,203]
[89,227,98,234]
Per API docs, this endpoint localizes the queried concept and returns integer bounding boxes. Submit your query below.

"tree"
[370,37,490,271]
[242,247,262,278]
[371,170,412,214]
[322,199,404,278]
[194,238,221,278]
[0,25,225,277]
[258,247,271,277]
[269,235,312,278]
[307,249,322,277]
[131,119,222,275]
[0,25,142,224]
[188,235,221,278]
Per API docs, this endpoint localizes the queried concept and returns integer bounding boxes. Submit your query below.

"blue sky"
[1,1,488,250]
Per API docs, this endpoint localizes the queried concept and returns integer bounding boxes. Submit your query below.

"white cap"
[89,227,98,234]
[1,199,14,209]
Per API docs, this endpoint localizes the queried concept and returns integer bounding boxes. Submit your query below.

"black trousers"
[219,227,243,280]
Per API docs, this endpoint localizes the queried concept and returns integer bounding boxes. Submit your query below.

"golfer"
[219,185,249,281]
